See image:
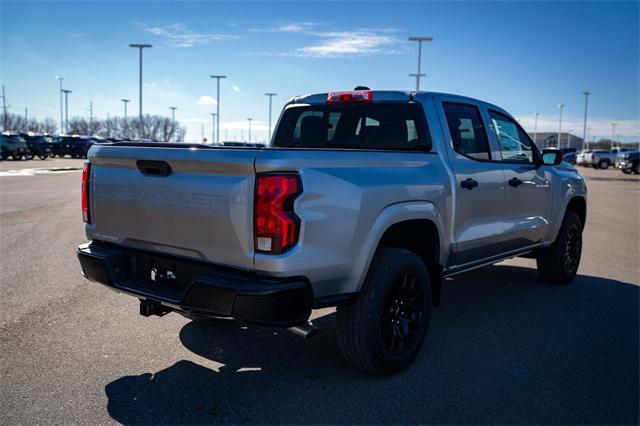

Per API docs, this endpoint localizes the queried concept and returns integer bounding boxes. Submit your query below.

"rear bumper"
[77,242,312,327]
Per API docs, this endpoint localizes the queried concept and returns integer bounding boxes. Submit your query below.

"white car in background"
[576,150,592,166]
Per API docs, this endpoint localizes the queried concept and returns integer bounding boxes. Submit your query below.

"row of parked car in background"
[0,132,124,161]
[573,147,640,174]
[3,131,639,174]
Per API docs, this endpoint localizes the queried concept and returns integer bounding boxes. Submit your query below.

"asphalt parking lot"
[1,158,638,424]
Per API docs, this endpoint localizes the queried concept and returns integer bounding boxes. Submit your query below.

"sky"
[1,0,639,143]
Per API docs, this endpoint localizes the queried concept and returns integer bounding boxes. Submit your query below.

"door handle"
[508,177,523,188]
[460,178,479,190]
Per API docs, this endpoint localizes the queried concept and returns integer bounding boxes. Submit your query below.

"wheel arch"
[353,202,447,306]
[566,196,587,228]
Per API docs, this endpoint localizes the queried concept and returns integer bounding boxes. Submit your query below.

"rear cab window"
[274,102,431,151]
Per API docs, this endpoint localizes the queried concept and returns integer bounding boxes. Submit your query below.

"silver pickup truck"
[77,89,587,374]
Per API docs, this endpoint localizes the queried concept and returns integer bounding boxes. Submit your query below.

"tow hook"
[288,321,319,338]
[139,299,171,317]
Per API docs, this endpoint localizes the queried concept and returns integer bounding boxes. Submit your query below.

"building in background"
[530,132,584,150]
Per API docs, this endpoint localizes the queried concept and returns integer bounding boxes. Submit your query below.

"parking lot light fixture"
[121,99,130,120]
[55,76,65,133]
[557,103,564,148]
[265,93,277,142]
[210,75,226,144]
[582,92,591,151]
[62,89,72,134]
[408,37,433,91]
[409,73,426,91]
[611,122,617,149]
[210,113,217,145]
[129,43,152,137]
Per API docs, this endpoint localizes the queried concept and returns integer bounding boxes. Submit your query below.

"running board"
[443,244,543,278]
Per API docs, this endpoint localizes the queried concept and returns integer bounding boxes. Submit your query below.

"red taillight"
[327,90,372,104]
[81,162,91,223]
[591,154,595,160]
[254,174,302,254]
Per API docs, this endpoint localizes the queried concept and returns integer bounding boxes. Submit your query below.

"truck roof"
[289,90,506,115]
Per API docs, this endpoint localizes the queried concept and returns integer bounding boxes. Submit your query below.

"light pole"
[611,122,617,149]
[582,91,591,150]
[210,113,216,144]
[55,76,64,133]
[210,75,226,144]
[586,127,592,150]
[557,103,564,148]
[265,93,277,142]
[408,36,433,91]
[121,99,130,119]
[87,101,93,134]
[0,85,7,131]
[409,73,426,90]
[130,43,152,137]
[533,112,539,145]
[247,118,253,143]
[168,107,177,142]
[62,89,72,133]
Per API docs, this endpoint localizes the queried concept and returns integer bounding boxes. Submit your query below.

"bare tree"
[1,113,59,134]
[2,112,186,142]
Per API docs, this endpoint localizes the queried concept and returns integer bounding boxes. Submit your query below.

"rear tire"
[536,211,583,285]
[598,160,609,169]
[336,248,431,375]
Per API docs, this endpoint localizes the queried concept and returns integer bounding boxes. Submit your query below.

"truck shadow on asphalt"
[105,265,639,425]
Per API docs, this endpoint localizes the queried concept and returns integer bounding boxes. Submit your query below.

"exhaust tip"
[288,321,319,339]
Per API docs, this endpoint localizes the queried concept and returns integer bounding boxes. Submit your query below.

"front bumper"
[77,242,312,326]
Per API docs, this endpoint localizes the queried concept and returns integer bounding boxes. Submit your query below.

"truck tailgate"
[87,145,257,270]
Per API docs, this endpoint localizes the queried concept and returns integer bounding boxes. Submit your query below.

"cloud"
[517,114,640,138]
[141,23,237,48]
[143,79,171,88]
[232,85,240,92]
[196,96,218,106]
[251,22,319,33]
[250,22,401,57]
[291,30,400,57]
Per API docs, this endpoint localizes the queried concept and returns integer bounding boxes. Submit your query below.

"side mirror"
[542,148,563,166]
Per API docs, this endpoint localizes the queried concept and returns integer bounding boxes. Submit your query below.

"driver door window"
[489,111,533,163]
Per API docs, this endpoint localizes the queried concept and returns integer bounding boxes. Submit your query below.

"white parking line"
[0,167,83,177]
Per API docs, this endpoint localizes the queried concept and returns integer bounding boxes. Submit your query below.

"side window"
[489,111,533,163]
[443,103,490,160]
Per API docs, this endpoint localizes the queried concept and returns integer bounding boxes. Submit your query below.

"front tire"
[336,248,431,375]
[536,211,583,285]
